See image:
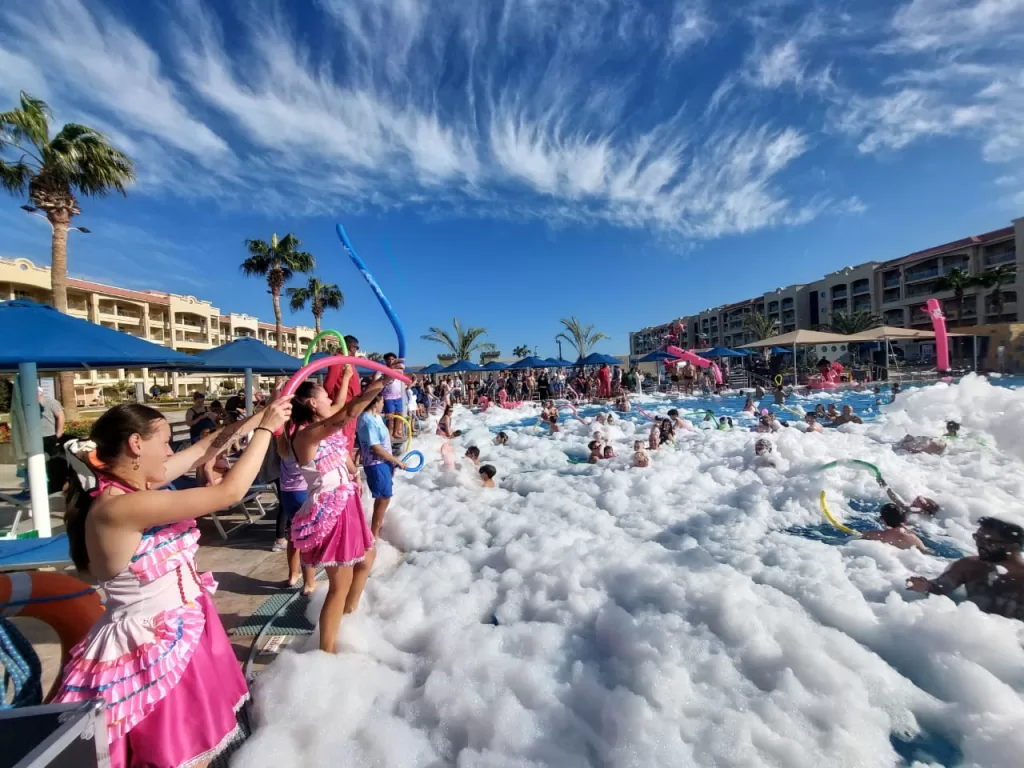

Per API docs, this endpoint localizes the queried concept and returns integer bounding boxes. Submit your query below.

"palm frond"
[422,317,490,360]
[0,158,32,194]
[287,286,311,312]
[0,92,51,151]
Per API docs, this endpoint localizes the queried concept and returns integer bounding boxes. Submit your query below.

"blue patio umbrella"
[636,350,677,363]
[507,356,548,369]
[481,360,508,371]
[770,347,794,355]
[179,337,301,416]
[542,358,573,368]
[0,299,204,535]
[696,347,746,358]
[578,352,622,366]
[419,363,445,374]
[440,359,484,373]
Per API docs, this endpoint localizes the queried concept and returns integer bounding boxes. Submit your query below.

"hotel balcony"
[882,288,902,305]
[831,287,848,300]
[175,332,211,348]
[905,266,939,282]
[985,249,1016,267]
[883,274,901,288]
[852,300,872,313]
[852,279,871,295]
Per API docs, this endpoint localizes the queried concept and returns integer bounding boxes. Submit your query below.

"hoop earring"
[132,456,141,471]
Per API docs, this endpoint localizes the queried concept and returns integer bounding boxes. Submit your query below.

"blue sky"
[1,0,1022,363]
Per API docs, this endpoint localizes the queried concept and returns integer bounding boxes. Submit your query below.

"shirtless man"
[831,405,864,426]
[907,517,1024,621]
[862,503,928,552]
[804,413,824,433]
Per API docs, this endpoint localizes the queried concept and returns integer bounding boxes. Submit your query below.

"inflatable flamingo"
[498,390,524,409]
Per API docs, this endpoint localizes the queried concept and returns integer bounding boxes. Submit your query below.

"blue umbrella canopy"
[771,347,794,355]
[419,363,445,374]
[178,337,301,374]
[636,350,677,363]
[0,299,202,371]
[542,358,572,368]
[578,352,622,366]
[481,360,508,371]
[507,356,548,369]
[696,347,746,358]
[441,359,484,373]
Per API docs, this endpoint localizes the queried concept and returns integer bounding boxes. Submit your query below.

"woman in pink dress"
[289,367,386,653]
[56,396,292,768]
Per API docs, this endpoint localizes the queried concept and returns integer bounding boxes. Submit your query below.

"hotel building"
[0,257,315,404]
[630,218,1024,368]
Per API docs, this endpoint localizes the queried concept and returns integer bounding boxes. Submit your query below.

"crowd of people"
[31,341,1022,768]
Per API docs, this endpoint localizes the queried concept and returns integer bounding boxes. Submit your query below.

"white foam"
[237,375,1024,768]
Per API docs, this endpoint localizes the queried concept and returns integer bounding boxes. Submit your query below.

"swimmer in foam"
[648,423,661,450]
[545,413,561,434]
[898,420,959,455]
[603,445,616,459]
[615,395,631,412]
[907,517,1024,621]
[465,446,480,466]
[494,431,509,446]
[752,438,776,468]
[743,394,756,413]
[830,405,863,426]
[862,504,929,552]
[587,441,603,464]
[667,409,694,432]
[804,413,824,432]
[632,440,649,468]
[479,464,497,488]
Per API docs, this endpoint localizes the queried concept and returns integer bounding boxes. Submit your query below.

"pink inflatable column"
[926,298,950,372]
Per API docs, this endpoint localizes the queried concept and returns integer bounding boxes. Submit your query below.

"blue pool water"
[787,497,964,559]
[490,376,1024,434]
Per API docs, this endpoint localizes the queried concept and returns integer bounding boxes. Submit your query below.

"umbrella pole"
[19,362,51,537]
[245,368,254,416]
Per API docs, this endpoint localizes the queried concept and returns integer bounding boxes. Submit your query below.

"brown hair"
[65,404,165,572]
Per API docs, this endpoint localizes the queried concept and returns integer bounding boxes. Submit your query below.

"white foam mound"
[237,376,1024,768]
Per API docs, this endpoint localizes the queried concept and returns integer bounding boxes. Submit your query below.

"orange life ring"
[1,571,104,701]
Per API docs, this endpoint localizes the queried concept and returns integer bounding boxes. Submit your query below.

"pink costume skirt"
[110,594,248,768]
[295,489,374,569]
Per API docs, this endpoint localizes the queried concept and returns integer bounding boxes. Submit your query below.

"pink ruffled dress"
[291,431,374,568]
[56,477,249,768]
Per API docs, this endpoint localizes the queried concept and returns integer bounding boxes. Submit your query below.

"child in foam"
[57,397,293,768]
[289,370,389,653]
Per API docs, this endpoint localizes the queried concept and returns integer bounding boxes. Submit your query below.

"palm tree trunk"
[48,213,80,420]
[314,312,322,351]
[272,292,284,351]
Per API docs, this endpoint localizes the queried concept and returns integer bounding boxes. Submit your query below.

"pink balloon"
[275,355,411,435]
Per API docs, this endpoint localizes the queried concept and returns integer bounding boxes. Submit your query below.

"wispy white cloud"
[0,0,228,161]
[886,0,1024,53]
[669,0,715,55]
[9,0,1010,239]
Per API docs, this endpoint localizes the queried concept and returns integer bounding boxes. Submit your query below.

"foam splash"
[238,375,1024,768]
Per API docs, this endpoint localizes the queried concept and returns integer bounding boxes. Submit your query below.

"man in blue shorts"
[358,393,406,539]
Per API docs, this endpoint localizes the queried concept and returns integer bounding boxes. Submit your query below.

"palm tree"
[365,352,384,363]
[512,345,531,358]
[742,313,779,342]
[933,268,976,326]
[556,317,608,360]
[421,318,490,361]
[241,233,314,351]
[977,265,1017,322]
[829,311,881,335]
[1,92,135,418]
[287,276,343,345]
